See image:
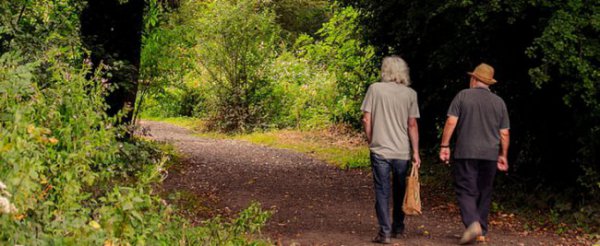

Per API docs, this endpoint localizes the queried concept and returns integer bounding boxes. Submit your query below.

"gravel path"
[141,120,564,246]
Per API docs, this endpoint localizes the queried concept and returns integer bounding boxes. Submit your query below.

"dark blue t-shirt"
[447,87,510,161]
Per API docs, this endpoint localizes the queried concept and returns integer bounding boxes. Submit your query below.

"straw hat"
[468,63,497,85]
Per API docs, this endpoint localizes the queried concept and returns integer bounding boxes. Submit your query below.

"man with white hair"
[439,63,510,244]
[361,56,421,244]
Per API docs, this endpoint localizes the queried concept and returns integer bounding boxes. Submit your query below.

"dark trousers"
[453,159,497,235]
[370,152,409,237]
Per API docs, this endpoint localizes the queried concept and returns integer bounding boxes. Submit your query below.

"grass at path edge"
[141,117,370,169]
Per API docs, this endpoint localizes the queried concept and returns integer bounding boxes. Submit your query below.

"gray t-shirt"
[361,82,420,160]
[447,87,510,161]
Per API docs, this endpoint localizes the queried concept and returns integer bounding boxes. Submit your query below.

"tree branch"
[16,0,29,25]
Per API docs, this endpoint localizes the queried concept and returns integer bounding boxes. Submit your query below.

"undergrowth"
[0,48,271,246]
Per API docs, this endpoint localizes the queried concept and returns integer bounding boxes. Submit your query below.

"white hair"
[381,56,411,86]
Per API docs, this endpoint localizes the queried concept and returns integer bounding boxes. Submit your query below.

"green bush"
[0,1,272,244]
[137,0,198,119]
[294,5,377,127]
[0,50,272,244]
[266,52,336,129]
[269,0,331,40]
[191,0,282,132]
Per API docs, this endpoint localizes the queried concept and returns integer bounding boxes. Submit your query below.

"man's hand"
[412,152,421,169]
[497,155,509,172]
[439,147,451,164]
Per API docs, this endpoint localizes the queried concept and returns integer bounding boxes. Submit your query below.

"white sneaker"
[459,222,482,245]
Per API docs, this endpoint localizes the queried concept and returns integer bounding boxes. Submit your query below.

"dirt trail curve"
[141,120,562,246]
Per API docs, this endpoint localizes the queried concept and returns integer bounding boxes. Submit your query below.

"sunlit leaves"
[527,0,600,115]
[297,5,377,126]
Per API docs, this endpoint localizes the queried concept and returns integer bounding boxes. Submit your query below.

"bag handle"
[409,166,419,179]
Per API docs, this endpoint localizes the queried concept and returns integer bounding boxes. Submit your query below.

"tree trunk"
[80,0,144,126]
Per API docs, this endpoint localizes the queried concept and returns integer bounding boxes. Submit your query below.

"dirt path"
[141,120,564,245]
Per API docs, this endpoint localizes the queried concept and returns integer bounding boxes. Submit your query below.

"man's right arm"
[439,116,458,164]
[362,112,372,144]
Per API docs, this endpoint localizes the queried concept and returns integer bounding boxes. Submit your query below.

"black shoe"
[372,234,391,244]
[392,230,404,238]
[391,227,405,238]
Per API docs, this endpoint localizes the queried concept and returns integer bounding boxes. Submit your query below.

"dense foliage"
[294,5,377,127]
[0,0,270,244]
[140,0,375,131]
[343,0,599,228]
[271,0,330,39]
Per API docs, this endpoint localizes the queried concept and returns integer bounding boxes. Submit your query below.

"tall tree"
[80,0,145,126]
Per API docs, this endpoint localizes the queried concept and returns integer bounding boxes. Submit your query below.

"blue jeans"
[370,152,409,237]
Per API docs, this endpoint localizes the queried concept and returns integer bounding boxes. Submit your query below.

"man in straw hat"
[439,63,510,244]
[362,56,421,244]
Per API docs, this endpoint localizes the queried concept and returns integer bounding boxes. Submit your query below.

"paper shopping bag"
[402,166,422,215]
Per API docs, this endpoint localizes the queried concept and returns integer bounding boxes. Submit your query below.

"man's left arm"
[408,117,420,168]
[498,129,510,171]
[498,101,510,171]
[408,92,421,168]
